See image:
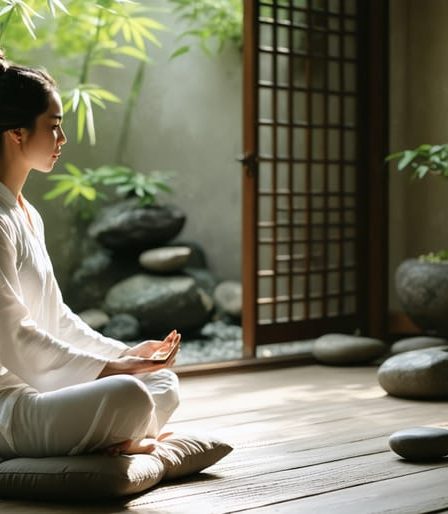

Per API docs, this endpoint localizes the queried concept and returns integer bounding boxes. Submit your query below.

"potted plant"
[387,144,448,335]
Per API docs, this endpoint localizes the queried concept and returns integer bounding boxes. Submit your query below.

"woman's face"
[20,90,67,173]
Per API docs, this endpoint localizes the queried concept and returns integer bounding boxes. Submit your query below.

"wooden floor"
[2,364,448,513]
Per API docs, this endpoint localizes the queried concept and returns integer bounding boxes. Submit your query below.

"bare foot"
[102,438,157,456]
[102,432,173,456]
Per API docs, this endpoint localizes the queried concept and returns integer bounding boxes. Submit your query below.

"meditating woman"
[0,52,181,459]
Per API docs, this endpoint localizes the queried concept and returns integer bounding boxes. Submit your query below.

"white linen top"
[0,181,128,450]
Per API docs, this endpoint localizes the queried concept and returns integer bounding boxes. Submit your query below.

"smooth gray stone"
[103,313,140,341]
[391,336,448,354]
[167,241,208,269]
[378,347,448,399]
[389,427,448,461]
[104,274,213,336]
[139,246,191,273]
[66,248,140,311]
[183,268,218,297]
[396,258,448,335]
[213,281,242,318]
[88,199,186,251]
[78,309,110,330]
[312,334,387,365]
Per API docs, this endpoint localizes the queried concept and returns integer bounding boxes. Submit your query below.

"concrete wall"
[24,3,243,290]
[389,0,448,308]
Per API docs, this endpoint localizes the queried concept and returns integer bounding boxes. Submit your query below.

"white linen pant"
[2,370,179,458]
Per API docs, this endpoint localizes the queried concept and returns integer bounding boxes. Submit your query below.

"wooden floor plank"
[1,365,448,514]
[245,466,448,514]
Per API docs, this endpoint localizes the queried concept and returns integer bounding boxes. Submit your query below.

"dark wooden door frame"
[241,0,389,357]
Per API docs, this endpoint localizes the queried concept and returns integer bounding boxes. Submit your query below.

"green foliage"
[45,163,173,212]
[1,0,165,145]
[386,144,448,180]
[419,250,448,263]
[168,0,243,55]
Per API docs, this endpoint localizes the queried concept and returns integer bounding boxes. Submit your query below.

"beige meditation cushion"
[0,433,232,500]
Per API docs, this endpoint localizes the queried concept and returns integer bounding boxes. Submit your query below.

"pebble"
[213,281,242,318]
[378,347,448,399]
[389,427,448,461]
[312,334,387,365]
[139,246,192,273]
[391,336,448,354]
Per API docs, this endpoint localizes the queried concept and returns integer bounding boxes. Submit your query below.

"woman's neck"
[0,144,30,198]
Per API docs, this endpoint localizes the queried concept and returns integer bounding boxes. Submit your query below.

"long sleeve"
[27,203,129,359]
[0,217,109,392]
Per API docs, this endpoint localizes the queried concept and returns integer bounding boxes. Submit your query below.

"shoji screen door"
[242,0,388,356]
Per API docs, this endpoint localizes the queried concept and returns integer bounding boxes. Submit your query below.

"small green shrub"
[386,144,448,179]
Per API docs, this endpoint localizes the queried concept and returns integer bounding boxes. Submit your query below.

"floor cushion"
[0,433,233,501]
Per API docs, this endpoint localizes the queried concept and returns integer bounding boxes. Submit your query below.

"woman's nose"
[58,126,67,145]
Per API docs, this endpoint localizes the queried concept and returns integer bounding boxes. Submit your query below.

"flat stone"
[378,347,448,399]
[104,274,213,336]
[88,199,186,251]
[103,313,140,341]
[389,427,448,461]
[167,241,207,268]
[139,246,191,273]
[78,309,110,330]
[312,334,387,365]
[213,281,242,318]
[391,336,448,354]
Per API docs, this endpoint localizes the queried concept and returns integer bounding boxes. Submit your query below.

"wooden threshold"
[174,351,315,377]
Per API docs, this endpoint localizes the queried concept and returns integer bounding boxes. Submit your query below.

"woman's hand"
[97,330,181,379]
[120,330,181,359]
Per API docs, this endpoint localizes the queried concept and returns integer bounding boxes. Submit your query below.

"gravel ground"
[175,321,314,365]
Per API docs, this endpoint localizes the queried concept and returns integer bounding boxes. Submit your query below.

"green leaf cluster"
[45,163,173,209]
[419,250,448,263]
[1,0,165,145]
[168,0,243,56]
[386,144,448,180]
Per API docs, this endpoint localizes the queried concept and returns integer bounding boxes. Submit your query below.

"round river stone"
[139,246,191,273]
[391,336,448,355]
[378,347,448,399]
[312,334,387,365]
[389,427,448,461]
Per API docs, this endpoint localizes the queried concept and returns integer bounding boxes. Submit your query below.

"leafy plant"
[168,0,243,56]
[44,163,173,211]
[1,0,165,145]
[386,144,448,180]
[419,250,448,263]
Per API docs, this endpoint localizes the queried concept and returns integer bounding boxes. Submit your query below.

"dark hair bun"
[0,50,8,73]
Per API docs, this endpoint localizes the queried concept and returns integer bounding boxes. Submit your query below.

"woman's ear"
[6,128,23,145]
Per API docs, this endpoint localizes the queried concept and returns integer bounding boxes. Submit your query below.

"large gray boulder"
[88,199,186,251]
[65,248,140,311]
[313,334,387,365]
[104,274,213,335]
[378,347,448,399]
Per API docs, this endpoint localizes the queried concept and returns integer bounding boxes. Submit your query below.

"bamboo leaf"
[65,162,83,177]
[170,45,190,59]
[114,45,149,61]
[76,101,86,142]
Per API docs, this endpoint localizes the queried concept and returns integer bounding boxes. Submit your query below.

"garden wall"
[24,2,243,291]
[389,0,448,308]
